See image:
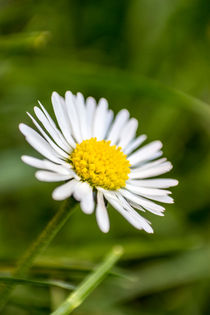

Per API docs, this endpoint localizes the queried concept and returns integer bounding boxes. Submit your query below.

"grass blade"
[0,276,75,290]
[51,246,123,315]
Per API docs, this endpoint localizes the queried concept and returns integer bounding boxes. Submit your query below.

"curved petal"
[75,92,89,141]
[126,183,171,196]
[81,189,95,214]
[38,101,71,151]
[93,98,109,140]
[123,135,147,155]
[129,161,173,179]
[73,182,95,214]
[27,112,69,159]
[104,110,114,139]
[35,171,73,182]
[104,192,153,233]
[52,179,77,200]
[21,155,73,174]
[117,118,138,150]
[125,185,174,204]
[143,194,174,204]
[96,191,110,233]
[65,91,83,143]
[107,109,129,145]
[86,96,96,139]
[127,178,179,188]
[19,124,61,164]
[119,188,165,213]
[34,106,71,153]
[115,190,165,216]
[128,141,163,166]
[51,92,75,147]
[131,158,167,171]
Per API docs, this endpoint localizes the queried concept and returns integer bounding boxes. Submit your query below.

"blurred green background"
[0,0,210,314]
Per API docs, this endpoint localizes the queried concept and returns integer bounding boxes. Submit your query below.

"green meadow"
[0,1,209,314]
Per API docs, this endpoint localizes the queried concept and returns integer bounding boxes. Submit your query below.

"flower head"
[19,91,178,233]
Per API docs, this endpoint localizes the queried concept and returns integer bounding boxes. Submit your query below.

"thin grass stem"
[0,198,77,311]
[51,246,124,315]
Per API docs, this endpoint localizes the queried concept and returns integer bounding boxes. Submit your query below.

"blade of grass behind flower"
[0,276,75,290]
[51,246,123,315]
[91,246,210,308]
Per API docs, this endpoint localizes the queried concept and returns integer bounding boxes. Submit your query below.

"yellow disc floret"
[70,138,130,190]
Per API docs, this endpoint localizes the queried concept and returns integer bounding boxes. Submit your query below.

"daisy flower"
[19,91,178,233]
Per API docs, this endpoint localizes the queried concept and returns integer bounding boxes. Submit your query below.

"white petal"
[127,178,179,188]
[52,179,77,200]
[86,96,96,139]
[65,91,83,143]
[21,155,51,169]
[34,106,71,153]
[130,200,164,216]
[125,185,173,204]
[129,201,145,212]
[38,101,57,129]
[131,158,167,172]
[117,118,138,150]
[51,92,76,147]
[21,155,72,174]
[104,110,114,138]
[75,93,88,140]
[115,192,155,224]
[143,194,174,204]
[35,171,73,182]
[126,184,171,196]
[38,101,71,150]
[81,189,95,214]
[128,141,163,166]
[93,98,109,140]
[115,191,145,214]
[119,188,165,213]
[104,192,153,233]
[73,182,95,214]
[129,162,173,179]
[19,123,61,163]
[27,112,70,159]
[107,109,129,145]
[123,135,147,155]
[96,191,110,233]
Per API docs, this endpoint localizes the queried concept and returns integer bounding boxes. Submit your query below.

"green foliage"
[0,0,209,314]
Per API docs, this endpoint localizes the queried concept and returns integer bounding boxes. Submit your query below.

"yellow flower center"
[70,138,130,190]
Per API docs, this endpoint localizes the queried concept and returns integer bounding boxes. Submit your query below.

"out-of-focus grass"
[0,0,210,314]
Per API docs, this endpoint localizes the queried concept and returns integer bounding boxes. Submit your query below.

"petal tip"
[21,155,27,163]
[174,179,179,186]
[101,227,109,233]
[51,91,59,101]
[19,123,26,134]
[52,190,64,201]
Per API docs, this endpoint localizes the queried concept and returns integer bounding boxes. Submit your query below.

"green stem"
[0,198,77,311]
[51,246,124,315]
